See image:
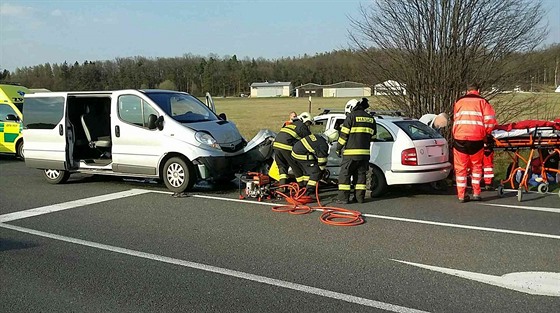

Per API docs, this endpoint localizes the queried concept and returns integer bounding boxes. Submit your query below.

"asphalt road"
[1,155,559,312]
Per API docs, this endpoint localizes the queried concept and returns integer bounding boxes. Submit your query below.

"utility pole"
[308,95,312,113]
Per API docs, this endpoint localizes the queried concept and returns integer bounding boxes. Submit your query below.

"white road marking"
[0,189,151,223]
[0,223,428,313]
[480,203,560,214]
[165,192,560,240]
[393,259,560,297]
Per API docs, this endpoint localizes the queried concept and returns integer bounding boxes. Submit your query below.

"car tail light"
[401,148,418,166]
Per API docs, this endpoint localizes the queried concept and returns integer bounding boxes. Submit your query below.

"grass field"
[211,93,560,192]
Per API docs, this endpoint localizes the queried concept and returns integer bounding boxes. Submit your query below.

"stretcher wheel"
[537,183,548,194]
[517,187,523,202]
[497,185,504,198]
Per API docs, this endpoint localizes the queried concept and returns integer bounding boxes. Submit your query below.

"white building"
[250,81,292,97]
[374,80,407,96]
[295,81,371,98]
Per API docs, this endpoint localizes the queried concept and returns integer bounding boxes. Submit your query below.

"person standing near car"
[419,112,449,134]
[452,83,497,202]
[335,98,376,204]
[272,112,313,187]
[291,129,339,198]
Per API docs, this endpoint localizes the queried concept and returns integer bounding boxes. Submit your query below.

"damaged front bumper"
[194,129,276,181]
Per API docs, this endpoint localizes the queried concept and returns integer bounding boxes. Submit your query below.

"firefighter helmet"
[298,112,313,124]
[344,99,359,114]
[323,128,339,143]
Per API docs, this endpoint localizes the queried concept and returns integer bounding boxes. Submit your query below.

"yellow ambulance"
[0,84,31,158]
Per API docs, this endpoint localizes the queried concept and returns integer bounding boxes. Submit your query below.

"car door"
[23,94,71,170]
[111,91,162,175]
[0,103,21,153]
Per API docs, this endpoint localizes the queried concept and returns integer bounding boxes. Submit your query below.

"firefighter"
[452,83,497,202]
[335,98,376,204]
[282,111,298,127]
[291,129,340,197]
[272,112,313,187]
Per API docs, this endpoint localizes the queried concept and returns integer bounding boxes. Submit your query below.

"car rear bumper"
[386,162,452,185]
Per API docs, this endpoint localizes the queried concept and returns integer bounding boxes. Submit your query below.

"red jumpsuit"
[452,90,496,200]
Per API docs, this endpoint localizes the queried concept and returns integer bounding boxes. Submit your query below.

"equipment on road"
[239,172,275,201]
[238,170,364,226]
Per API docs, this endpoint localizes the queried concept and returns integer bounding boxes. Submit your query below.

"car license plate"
[427,145,443,156]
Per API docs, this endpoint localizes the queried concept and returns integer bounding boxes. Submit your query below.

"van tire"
[16,140,24,160]
[162,157,194,193]
[367,165,387,198]
[43,169,70,184]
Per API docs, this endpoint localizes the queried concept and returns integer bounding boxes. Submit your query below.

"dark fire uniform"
[291,134,329,190]
[336,108,376,203]
[272,120,310,185]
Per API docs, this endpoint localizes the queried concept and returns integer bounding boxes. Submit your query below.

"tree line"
[1,44,558,97]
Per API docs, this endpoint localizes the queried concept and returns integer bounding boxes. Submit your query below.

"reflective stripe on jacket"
[291,134,329,169]
[273,120,311,151]
[337,109,376,159]
[452,90,496,141]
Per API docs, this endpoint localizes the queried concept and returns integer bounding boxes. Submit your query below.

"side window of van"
[118,95,158,128]
[24,97,65,129]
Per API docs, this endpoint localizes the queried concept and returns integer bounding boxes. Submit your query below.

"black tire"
[162,157,195,193]
[16,140,24,160]
[43,169,70,184]
[367,165,387,198]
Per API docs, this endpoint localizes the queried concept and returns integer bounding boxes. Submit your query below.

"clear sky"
[1,0,559,72]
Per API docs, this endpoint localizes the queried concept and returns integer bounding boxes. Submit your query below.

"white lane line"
[480,203,560,214]
[363,214,560,240]
[393,259,560,297]
[166,192,560,240]
[0,223,428,313]
[0,189,151,223]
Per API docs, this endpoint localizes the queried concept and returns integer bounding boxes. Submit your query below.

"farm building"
[373,80,407,96]
[250,81,292,97]
[295,81,371,98]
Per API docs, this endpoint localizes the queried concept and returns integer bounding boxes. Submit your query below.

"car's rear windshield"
[393,120,443,140]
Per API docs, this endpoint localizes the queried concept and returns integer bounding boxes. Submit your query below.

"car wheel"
[162,157,195,193]
[43,169,70,184]
[16,140,24,160]
[367,165,387,198]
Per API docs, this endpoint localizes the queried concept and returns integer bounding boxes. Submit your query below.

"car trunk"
[412,138,448,165]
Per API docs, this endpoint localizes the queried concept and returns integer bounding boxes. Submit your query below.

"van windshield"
[145,92,218,123]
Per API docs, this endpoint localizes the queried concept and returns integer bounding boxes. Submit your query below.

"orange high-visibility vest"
[452,90,496,141]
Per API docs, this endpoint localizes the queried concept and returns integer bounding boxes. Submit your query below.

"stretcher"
[490,120,560,201]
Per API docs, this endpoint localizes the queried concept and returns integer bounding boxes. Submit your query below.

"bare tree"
[349,0,548,120]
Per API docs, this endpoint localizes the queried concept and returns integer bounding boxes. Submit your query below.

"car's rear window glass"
[23,97,65,129]
[393,120,443,140]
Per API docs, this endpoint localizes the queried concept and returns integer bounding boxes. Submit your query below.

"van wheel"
[367,165,387,198]
[163,157,195,193]
[16,140,24,160]
[43,169,70,184]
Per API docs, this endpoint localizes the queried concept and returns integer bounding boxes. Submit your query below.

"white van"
[23,89,274,192]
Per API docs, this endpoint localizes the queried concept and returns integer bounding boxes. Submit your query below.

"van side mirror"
[147,114,158,130]
[6,114,19,122]
[155,115,164,130]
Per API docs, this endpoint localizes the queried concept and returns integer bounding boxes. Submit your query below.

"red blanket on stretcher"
[494,119,560,131]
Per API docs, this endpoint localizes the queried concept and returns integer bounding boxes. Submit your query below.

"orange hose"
[272,182,364,226]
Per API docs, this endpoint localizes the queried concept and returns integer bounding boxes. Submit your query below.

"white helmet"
[344,99,359,114]
[298,112,313,124]
[323,128,339,143]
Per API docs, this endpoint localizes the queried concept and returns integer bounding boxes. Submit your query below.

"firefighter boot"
[335,190,350,205]
[356,190,366,203]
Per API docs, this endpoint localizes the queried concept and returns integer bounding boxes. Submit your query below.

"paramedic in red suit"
[452,83,497,202]
[482,144,494,190]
